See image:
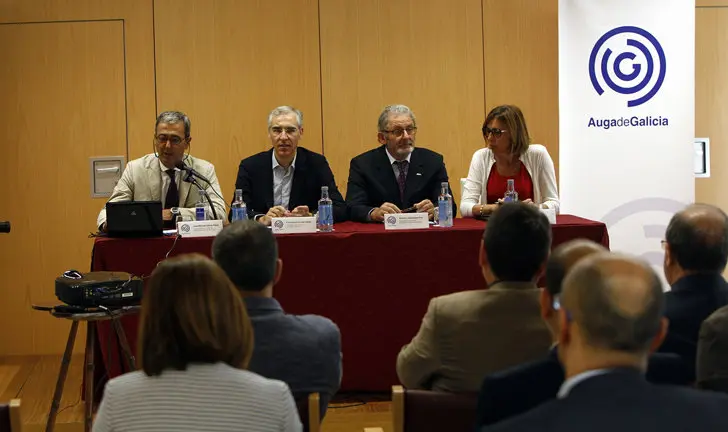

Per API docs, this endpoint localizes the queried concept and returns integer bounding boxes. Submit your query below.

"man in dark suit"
[483,253,728,432]
[660,203,728,381]
[212,220,341,419]
[475,240,690,429]
[697,304,728,393]
[346,104,455,222]
[233,106,347,224]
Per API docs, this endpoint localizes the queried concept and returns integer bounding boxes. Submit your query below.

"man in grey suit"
[97,111,226,230]
[396,202,552,392]
[212,220,341,418]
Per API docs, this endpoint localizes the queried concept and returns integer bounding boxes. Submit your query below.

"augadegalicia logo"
[587,26,669,129]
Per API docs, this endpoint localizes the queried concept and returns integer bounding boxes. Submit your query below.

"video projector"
[55,270,143,307]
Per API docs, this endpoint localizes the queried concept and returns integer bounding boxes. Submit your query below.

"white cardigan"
[460,144,560,217]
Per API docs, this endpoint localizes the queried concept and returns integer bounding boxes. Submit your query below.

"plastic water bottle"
[504,179,519,203]
[317,186,334,232]
[231,189,247,222]
[438,182,453,228]
[196,189,209,221]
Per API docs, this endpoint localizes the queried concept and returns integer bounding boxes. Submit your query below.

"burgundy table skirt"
[92,215,608,392]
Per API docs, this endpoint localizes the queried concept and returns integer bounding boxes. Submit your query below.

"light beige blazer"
[396,282,552,392]
[97,154,226,228]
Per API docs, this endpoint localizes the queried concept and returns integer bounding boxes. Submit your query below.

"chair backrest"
[0,399,21,432]
[295,393,321,432]
[392,386,477,432]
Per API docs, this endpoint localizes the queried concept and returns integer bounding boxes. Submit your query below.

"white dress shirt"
[272,151,297,209]
[557,368,612,398]
[158,159,182,208]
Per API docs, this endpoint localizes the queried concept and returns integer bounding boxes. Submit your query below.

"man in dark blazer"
[212,221,341,419]
[483,253,728,432]
[659,204,728,381]
[346,104,455,222]
[233,106,347,224]
[475,240,690,429]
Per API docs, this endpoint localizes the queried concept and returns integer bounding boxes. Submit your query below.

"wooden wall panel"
[153,0,323,200]
[319,0,485,207]
[695,8,728,213]
[0,21,126,354]
[482,0,559,179]
[0,0,155,355]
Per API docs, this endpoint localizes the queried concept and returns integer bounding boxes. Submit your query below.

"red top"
[486,161,534,204]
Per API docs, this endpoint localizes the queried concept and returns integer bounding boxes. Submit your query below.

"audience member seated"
[346,104,455,222]
[232,106,347,224]
[97,111,226,230]
[659,203,728,381]
[212,221,341,418]
[460,105,559,219]
[484,253,728,432]
[92,253,301,432]
[396,202,552,392]
[697,305,728,393]
[475,240,690,429]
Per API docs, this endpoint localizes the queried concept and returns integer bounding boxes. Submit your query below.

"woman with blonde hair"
[93,253,301,432]
[460,105,559,218]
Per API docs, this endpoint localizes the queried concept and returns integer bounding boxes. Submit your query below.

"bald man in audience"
[484,253,728,432]
[475,240,689,429]
[697,305,728,393]
[660,203,728,381]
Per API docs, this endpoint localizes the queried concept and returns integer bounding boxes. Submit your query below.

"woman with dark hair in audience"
[460,104,560,218]
[93,253,302,432]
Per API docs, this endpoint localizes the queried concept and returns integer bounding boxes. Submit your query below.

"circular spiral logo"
[273,220,284,229]
[180,224,191,233]
[386,216,397,225]
[589,26,666,107]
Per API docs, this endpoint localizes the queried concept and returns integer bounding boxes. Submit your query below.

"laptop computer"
[106,201,163,238]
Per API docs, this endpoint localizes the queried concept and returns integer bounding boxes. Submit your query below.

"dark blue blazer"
[232,147,347,222]
[659,273,728,381]
[475,348,690,429]
[345,145,455,222]
[482,368,728,432]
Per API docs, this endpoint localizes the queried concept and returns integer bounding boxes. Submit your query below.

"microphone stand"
[182,172,219,221]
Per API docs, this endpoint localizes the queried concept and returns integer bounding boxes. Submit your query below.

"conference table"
[91,215,608,392]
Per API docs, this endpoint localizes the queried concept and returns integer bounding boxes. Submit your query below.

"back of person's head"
[212,220,279,292]
[697,305,728,393]
[665,203,728,274]
[545,240,607,297]
[483,202,551,282]
[561,253,665,356]
[138,253,253,376]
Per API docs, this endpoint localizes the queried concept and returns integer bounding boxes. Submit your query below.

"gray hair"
[563,253,665,354]
[155,111,191,137]
[378,104,417,132]
[267,106,303,128]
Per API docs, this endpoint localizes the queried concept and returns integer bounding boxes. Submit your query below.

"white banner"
[558,0,695,274]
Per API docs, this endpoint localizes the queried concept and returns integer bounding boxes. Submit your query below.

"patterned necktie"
[164,169,179,209]
[394,160,409,202]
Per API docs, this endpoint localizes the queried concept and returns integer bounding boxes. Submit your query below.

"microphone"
[175,161,210,183]
[0,221,9,234]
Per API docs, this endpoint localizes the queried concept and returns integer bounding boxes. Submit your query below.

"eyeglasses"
[482,127,507,138]
[661,240,667,250]
[155,134,187,146]
[383,127,417,138]
[270,126,299,136]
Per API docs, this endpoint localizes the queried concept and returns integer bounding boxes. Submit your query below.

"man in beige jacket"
[97,111,226,230]
[396,202,552,392]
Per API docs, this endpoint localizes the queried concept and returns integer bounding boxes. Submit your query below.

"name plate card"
[540,208,557,224]
[177,220,223,237]
[271,216,317,234]
[384,212,430,230]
